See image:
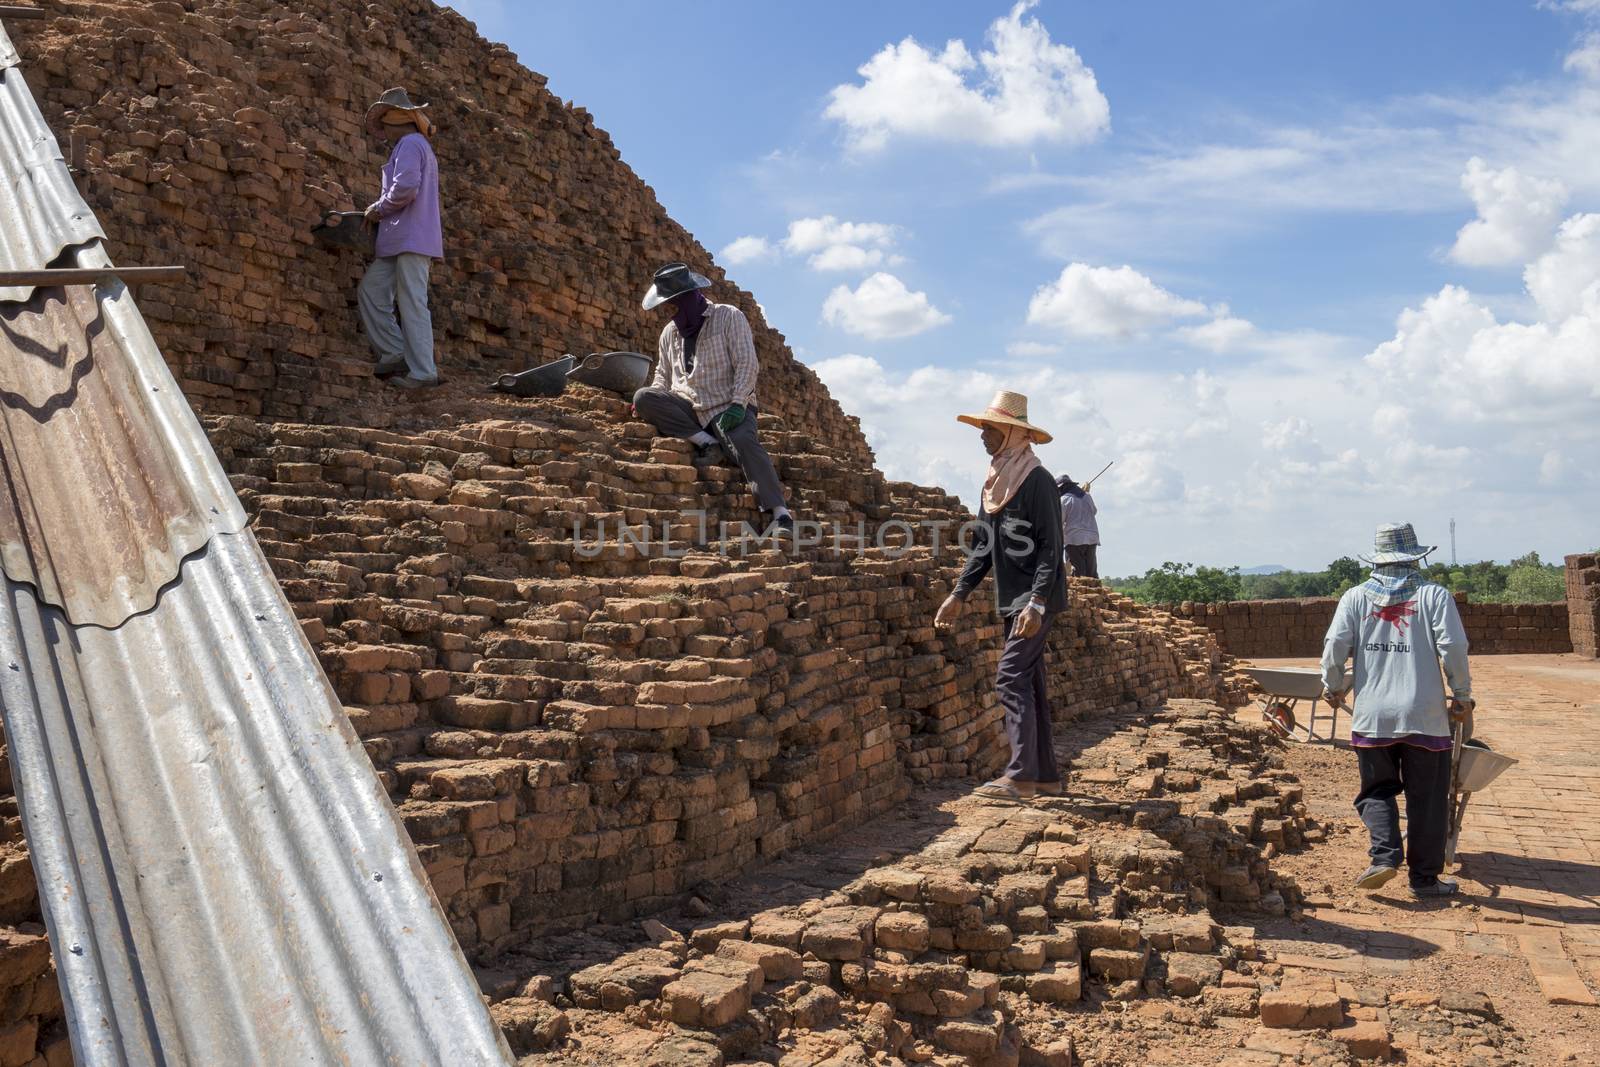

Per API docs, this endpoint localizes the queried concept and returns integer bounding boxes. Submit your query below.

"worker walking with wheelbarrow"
[1320,523,1474,897]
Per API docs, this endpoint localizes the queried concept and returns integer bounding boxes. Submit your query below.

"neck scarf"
[981,424,1041,514]
[1360,562,1425,608]
[672,290,709,340]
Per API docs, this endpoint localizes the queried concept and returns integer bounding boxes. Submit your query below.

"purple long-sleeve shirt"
[371,131,443,259]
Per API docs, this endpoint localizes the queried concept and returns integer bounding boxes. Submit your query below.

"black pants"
[998,611,1061,784]
[1354,743,1451,887]
[632,388,787,512]
[1065,544,1098,579]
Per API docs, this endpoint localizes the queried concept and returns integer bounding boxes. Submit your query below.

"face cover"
[672,289,709,339]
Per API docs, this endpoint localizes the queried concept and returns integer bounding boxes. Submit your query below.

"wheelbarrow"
[1446,723,1518,867]
[490,355,575,398]
[1241,666,1341,743]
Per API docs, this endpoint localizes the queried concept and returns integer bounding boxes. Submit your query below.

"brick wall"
[1567,553,1600,658]
[10,0,874,465]
[0,406,1252,1062]
[1156,595,1571,659]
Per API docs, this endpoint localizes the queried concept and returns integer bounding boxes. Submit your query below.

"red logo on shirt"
[1368,600,1417,632]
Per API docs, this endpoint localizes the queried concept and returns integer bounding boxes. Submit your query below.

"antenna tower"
[1450,518,1457,566]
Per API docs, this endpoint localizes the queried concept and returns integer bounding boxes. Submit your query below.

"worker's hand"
[1323,688,1347,709]
[363,204,380,223]
[1448,697,1475,722]
[714,404,746,435]
[1014,606,1043,639]
[934,595,962,630]
[629,403,637,419]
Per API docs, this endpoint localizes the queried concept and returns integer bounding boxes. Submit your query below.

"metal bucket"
[311,210,374,254]
[567,351,652,396]
[490,355,574,398]
[1457,740,1517,793]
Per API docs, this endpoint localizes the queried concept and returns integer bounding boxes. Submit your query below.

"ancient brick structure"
[0,2,1271,1062]
[10,0,872,464]
[1567,553,1600,658]
[1157,595,1572,659]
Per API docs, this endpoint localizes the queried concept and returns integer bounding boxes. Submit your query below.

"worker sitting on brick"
[358,87,443,390]
[1321,522,1474,897]
[632,262,795,539]
[934,390,1068,803]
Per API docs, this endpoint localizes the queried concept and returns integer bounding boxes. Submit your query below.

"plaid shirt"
[649,303,759,425]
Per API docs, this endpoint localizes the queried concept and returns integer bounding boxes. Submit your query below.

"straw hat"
[367,87,434,136]
[956,389,1052,444]
[1359,522,1436,565]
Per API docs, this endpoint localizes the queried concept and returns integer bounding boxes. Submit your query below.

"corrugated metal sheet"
[0,16,514,1065]
[1,533,512,1065]
[0,21,103,303]
[0,252,247,627]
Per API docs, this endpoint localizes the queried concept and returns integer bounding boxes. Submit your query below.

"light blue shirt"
[1320,581,1472,739]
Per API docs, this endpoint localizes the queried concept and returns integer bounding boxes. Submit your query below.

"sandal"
[974,778,1034,803]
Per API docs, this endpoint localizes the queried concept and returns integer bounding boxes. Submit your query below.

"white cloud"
[823,0,1109,152]
[785,216,898,256]
[1539,449,1573,487]
[1117,450,1186,504]
[1006,340,1064,357]
[786,216,904,271]
[1565,34,1600,79]
[726,216,907,273]
[1447,158,1568,267]
[1176,369,1231,439]
[719,235,776,265]
[1523,211,1600,319]
[1366,281,1600,425]
[1177,312,1257,353]
[1027,264,1209,339]
[821,273,952,339]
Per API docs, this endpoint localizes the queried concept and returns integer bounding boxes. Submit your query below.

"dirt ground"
[1248,653,1600,1065]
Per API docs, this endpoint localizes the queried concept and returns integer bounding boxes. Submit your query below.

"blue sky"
[450,0,1600,574]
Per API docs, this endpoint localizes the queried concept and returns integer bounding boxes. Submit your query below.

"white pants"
[357,253,437,381]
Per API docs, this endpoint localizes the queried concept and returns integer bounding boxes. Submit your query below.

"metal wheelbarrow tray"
[490,354,574,398]
[1242,666,1342,743]
[567,351,652,396]
[1446,737,1519,866]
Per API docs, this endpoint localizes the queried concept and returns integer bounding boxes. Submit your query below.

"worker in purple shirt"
[358,88,443,390]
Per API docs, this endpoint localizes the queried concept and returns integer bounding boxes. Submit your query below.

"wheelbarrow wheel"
[1261,701,1296,739]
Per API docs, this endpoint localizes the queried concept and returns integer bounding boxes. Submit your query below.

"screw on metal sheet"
[374,874,384,882]
[7,664,16,671]
[70,945,83,955]
[254,614,266,622]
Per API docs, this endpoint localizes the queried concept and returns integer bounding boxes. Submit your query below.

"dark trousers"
[632,388,787,512]
[1065,544,1098,579]
[998,611,1061,784]
[1354,743,1451,887]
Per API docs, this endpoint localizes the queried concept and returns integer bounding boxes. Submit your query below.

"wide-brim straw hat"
[956,389,1052,444]
[1359,522,1436,565]
[367,87,434,135]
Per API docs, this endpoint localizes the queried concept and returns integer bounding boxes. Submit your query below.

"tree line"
[1107,552,1570,605]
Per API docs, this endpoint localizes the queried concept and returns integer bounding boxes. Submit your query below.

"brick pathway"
[1256,654,1600,1021]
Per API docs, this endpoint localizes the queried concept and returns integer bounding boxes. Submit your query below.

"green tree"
[1326,556,1363,592]
[1139,562,1243,604]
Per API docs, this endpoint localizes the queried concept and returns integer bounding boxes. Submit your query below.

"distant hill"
[1240,564,1289,575]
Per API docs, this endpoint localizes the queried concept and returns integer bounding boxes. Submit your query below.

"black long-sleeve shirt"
[953,466,1068,616]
